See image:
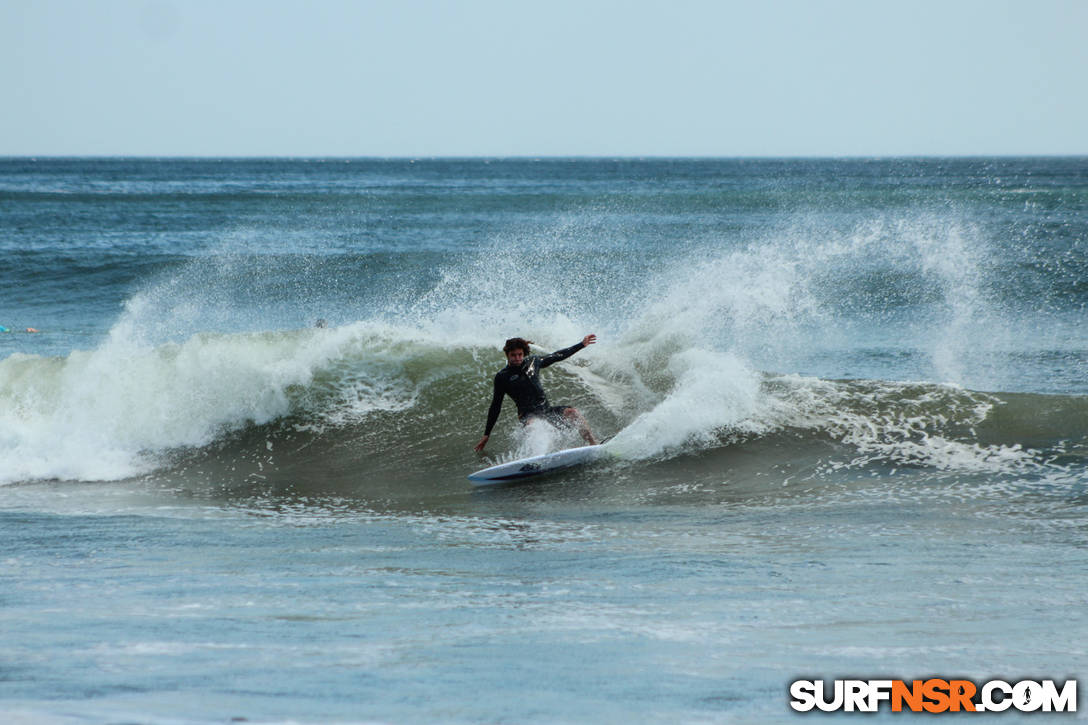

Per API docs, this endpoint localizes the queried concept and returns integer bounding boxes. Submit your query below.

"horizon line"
[3,153,1087,161]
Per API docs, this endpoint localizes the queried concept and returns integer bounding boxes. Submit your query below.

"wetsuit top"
[483,342,585,436]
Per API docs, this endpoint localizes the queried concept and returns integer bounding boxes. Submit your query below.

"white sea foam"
[0,210,1052,485]
[763,375,1041,474]
[585,216,1042,473]
[0,316,417,485]
[607,349,764,460]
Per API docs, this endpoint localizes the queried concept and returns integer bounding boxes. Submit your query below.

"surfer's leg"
[562,407,599,445]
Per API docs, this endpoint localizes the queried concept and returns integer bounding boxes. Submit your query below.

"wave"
[3,199,1086,491]
[1,315,1084,490]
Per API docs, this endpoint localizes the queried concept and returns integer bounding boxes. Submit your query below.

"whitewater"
[1,157,1085,723]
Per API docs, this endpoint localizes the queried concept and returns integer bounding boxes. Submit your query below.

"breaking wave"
[2,210,1085,493]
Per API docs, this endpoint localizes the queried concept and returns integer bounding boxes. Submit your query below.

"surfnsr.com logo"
[790,679,1077,713]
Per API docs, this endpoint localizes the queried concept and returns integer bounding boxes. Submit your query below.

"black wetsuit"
[483,342,585,437]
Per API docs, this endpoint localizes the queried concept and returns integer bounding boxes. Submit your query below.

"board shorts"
[519,405,574,427]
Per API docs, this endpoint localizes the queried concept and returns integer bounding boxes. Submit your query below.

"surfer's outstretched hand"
[474,435,489,452]
[582,334,597,347]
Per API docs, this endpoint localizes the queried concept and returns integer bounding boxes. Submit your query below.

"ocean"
[1,157,1085,723]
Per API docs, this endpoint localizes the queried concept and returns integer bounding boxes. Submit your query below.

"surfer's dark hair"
[503,337,533,355]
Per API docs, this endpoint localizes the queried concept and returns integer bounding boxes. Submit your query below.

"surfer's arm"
[476,376,505,451]
[539,334,596,369]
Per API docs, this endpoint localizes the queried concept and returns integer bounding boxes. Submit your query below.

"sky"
[2,0,1086,157]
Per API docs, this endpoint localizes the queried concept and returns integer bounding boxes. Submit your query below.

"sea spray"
[607,349,763,460]
[0,325,352,484]
[3,158,1083,488]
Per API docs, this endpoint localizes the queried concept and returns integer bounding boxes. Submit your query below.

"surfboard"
[468,444,608,485]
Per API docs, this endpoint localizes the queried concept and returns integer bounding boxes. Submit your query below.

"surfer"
[474,335,599,452]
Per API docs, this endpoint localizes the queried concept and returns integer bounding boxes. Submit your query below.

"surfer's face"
[506,349,525,366]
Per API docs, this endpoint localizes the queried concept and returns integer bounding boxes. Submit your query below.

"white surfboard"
[468,444,608,485]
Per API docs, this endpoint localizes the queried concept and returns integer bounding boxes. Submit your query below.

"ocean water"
[1,157,1086,723]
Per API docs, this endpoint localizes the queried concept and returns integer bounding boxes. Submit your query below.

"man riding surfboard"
[474,335,599,452]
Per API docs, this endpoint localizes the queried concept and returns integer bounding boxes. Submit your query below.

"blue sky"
[2,0,1086,156]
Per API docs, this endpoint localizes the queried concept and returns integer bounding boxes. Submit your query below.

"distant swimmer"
[0,325,8,333]
[315,319,327,328]
[25,328,39,333]
[474,335,599,452]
